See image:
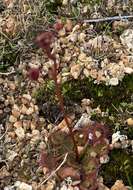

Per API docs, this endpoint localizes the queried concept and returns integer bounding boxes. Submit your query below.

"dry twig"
[38,153,68,188]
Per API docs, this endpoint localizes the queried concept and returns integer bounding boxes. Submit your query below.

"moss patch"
[62,74,133,111]
[100,149,133,187]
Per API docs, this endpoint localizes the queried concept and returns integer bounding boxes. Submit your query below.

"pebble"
[83,68,90,77]
[12,109,20,118]
[126,118,133,126]
[9,83,16,90]
[9,115,17,123]
[15,127,25,140]
[95,131,102,138]
[21,104,27,114]
[111,180,128,190]
[26,107,34,115]
[22,94,32,101]
[124,67,133,74]
[14,121,22,128]
[30,122,36,130]
[112,131,127,144]
[100,155,109,164]
[62,0,68,5]
[30,130,40,145]
[15,181,32,190]
[109,78,119,86]
[70,64,82,79]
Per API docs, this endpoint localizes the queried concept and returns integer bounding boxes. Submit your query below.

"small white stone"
[95,131,101,138]
[30,130,40,145]
[124,67,133,74]
[70,64,82,79]
[109,78,119,86]
[12,109,20,118]
[112,131,127,144]
[83,68,90,77]
[26,107,34,115]
[21,105,27,114]
[100,155,109,164]
[15,127,25,140]
[15,181,32,190]
[9,115,17,123]
[62,0,68,5]
[90,151,97,158]
[22,94,32,101]
[14,121,22,128]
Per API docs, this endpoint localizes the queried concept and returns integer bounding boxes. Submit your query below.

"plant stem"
[52,58,79,161]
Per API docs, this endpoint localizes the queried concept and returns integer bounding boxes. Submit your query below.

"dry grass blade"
[38,153,68,188]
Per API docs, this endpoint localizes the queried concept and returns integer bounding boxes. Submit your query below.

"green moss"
[33,79,56,104]
[100,149,133,187]
[44,0,62,14]
[62,74,133,111]
[34,74,133,115]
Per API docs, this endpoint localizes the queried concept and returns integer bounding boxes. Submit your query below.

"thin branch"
[84,15,133,23]
[38,153,68,188]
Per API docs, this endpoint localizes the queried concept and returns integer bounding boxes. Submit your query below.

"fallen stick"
[84,15,133,23]
[38,153,68,188]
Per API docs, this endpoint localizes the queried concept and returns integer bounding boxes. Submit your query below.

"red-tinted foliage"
[36,31,54,50]
[54,22,64,31]
[39,151,58,171]
[35,23,110,189]
[28,67,40,81]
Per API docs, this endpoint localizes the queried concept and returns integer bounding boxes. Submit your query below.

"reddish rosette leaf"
[54,22,64,31]
[36,31,54,50]
[58,166,80,180]
[38,151,58,171]
[28,67,40,81]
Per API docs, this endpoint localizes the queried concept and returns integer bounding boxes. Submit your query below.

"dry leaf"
[58,166,80,180]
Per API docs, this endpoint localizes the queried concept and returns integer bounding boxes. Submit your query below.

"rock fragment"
[15,127,25,140]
